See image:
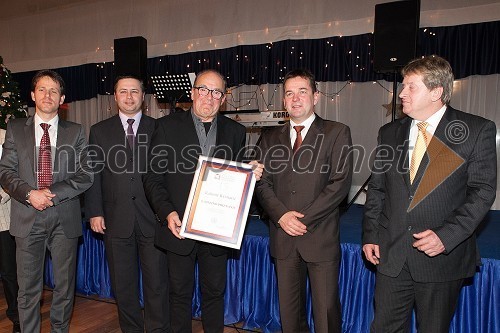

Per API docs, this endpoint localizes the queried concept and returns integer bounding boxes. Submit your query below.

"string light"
[86,31,435,101]
[225,84,280,110]
[319,81,350,99]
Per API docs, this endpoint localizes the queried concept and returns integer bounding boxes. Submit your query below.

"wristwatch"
[26,190,33,204]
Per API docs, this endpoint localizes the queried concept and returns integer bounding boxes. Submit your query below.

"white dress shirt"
[408,105,446,162]
[289,113,316,147]
[119,111,142,136]
[34,113,59,150]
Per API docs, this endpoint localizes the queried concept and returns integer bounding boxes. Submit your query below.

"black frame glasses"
[193,86,225,100]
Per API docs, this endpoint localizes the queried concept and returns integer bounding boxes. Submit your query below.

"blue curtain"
[14,21,500,105]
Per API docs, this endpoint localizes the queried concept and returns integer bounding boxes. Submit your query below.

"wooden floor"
[0,286,260,332]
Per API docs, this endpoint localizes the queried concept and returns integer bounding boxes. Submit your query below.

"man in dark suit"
[255,69,353,333]
[143,69,262,333]
[0,126,20,333]
[0,70,93,332]
[363,55,497,333]
[85,76,170,332]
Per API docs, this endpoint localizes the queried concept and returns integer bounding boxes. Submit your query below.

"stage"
[45,205,500,333]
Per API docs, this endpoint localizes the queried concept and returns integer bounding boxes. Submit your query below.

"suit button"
[132,196,136,200]
[408,226,412,231]
[130,177,135,181]
[129,158,133,162]
[291,190,296,194]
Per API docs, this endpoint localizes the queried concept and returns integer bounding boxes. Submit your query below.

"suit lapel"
[409,108,466,210]
[396,117,412,189]
[186,109,201,146]
[427,108,453,163]
[279,122,292,150]
[24,117,36,182]
[413,108,457,187]
[109,115,129,148]
[136,115,153,140]
[54,119,71,182]
[302,115,323,147]
[215,114,226,147]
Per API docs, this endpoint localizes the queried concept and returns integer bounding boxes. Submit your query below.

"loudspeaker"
[373,0,420,73]
[114,36,147,82]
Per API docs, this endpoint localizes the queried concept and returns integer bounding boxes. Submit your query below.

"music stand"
[151,73,195,112]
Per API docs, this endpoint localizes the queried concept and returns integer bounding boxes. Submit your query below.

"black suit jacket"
[85,114,157,238]
[363,106,497,282]
[255,115,353,261]
[143,110,246,256]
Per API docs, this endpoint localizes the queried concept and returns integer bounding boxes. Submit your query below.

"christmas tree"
[0,56,27,129]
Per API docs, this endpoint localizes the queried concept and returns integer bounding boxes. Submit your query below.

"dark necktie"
[38,123,52,189]
[293,125,305,153]
[126,119,135,148]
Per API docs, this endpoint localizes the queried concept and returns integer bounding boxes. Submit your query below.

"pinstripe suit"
[363,106,497,332]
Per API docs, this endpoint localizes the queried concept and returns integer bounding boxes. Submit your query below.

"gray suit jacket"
[363,106,497,282]
[255,115,353,262]
[0,116,93,238]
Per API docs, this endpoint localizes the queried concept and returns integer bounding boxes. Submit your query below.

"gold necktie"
[410,122,429,184]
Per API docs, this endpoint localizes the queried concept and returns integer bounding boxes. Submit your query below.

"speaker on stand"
[374,0,420,122]
[346,0,420,211]
[114,36,148,84]
[373,0,421,74]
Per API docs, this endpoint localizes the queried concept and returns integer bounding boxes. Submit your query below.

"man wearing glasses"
[144,69,263,333]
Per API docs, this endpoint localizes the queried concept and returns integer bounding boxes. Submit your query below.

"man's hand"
[362,244,380,265]
[89,216,106,234]
[167,211,184,240]
[28,189,56,211]
[413,230,445,257]
[249,160,264,181]
[278,211,307,236]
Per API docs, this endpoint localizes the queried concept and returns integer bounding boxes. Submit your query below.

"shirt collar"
[118,111,142,126]
[290,113,316,130]
[191,108,217,126]
[411,105,447,133]
[34,113,59,129]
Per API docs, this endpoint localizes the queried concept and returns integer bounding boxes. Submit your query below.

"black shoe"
[12,321,21,333]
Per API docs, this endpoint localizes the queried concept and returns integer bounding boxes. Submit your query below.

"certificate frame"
[179,156,256,249]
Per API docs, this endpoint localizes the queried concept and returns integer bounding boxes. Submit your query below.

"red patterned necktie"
[293,125,305,153]
[126,118,135,148]
[38,123,52,189]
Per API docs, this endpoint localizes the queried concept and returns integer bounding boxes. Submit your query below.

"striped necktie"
[409,122,429,184]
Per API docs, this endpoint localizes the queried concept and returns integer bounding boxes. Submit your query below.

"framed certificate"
[179,156,256,249]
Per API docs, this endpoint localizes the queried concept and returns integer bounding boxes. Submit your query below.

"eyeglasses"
[193,86,225,100]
